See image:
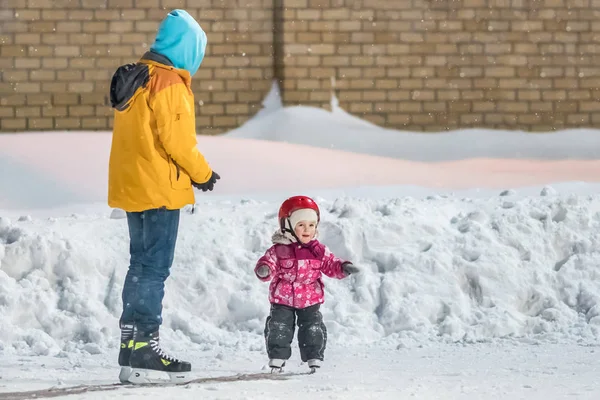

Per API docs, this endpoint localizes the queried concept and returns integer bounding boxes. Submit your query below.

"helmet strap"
[282,217,302,243]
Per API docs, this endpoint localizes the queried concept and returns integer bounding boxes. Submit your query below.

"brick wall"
[1,0,599,133]
[0,0,274,134]
[279,0,600,131]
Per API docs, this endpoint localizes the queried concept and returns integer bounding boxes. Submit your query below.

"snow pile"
[1,189,600,357]
[226,86,600,161]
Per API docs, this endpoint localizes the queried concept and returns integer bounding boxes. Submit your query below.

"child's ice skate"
[268,359,286,373]
[307,359,321,374]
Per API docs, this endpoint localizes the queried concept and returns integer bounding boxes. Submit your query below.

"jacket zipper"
[292,247,299,307]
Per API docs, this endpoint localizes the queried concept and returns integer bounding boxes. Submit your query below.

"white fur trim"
[272,229,295,244]
[288,209,318,231]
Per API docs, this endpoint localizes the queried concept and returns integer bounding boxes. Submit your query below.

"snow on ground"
[1,95,600,399]
[1,129,600,215]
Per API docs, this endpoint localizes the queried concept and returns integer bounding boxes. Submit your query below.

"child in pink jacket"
[255,195,359,372]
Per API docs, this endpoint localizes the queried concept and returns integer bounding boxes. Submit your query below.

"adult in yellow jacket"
[108,9,219,384]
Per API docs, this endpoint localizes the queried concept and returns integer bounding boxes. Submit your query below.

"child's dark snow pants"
[264,303,327,362]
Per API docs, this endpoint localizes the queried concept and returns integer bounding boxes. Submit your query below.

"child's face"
[294,220,317,244]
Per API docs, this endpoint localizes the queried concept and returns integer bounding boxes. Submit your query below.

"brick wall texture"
[1,0,600,133]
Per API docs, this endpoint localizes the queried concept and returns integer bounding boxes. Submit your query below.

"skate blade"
[128,368,191,384]
[118,366,132,383]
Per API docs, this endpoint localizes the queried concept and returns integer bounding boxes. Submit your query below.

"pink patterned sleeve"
[320,245,347,279]
[255,246,278,281]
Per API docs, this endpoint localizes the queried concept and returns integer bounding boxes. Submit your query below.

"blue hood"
[150,9,207,76]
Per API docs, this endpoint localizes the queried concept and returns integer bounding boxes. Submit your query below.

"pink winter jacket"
[255,238,348,309]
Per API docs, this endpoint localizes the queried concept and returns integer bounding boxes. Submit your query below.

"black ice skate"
[127,331,191,384]
[118,338,134,382]
[118,324,134,383]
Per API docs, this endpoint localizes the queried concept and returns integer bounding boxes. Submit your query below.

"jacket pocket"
[168,156,191,190]
[279,259,296,270]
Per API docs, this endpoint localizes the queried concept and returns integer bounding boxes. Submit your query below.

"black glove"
[192,171,220,192]
[342,262,359,276]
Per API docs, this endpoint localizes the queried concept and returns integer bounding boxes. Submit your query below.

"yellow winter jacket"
[108,52,212,212]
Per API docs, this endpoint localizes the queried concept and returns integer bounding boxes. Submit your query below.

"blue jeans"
[120,208,180,336]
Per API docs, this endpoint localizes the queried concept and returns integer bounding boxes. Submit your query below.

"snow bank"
[2,190,600,357]
[226,86,600,162]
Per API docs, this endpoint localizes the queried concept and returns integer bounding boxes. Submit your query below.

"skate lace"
[120,324,134,342]
[150,338,181,363]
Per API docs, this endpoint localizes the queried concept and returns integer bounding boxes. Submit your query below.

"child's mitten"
[342,262,359,276]
[256,265,271,278]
